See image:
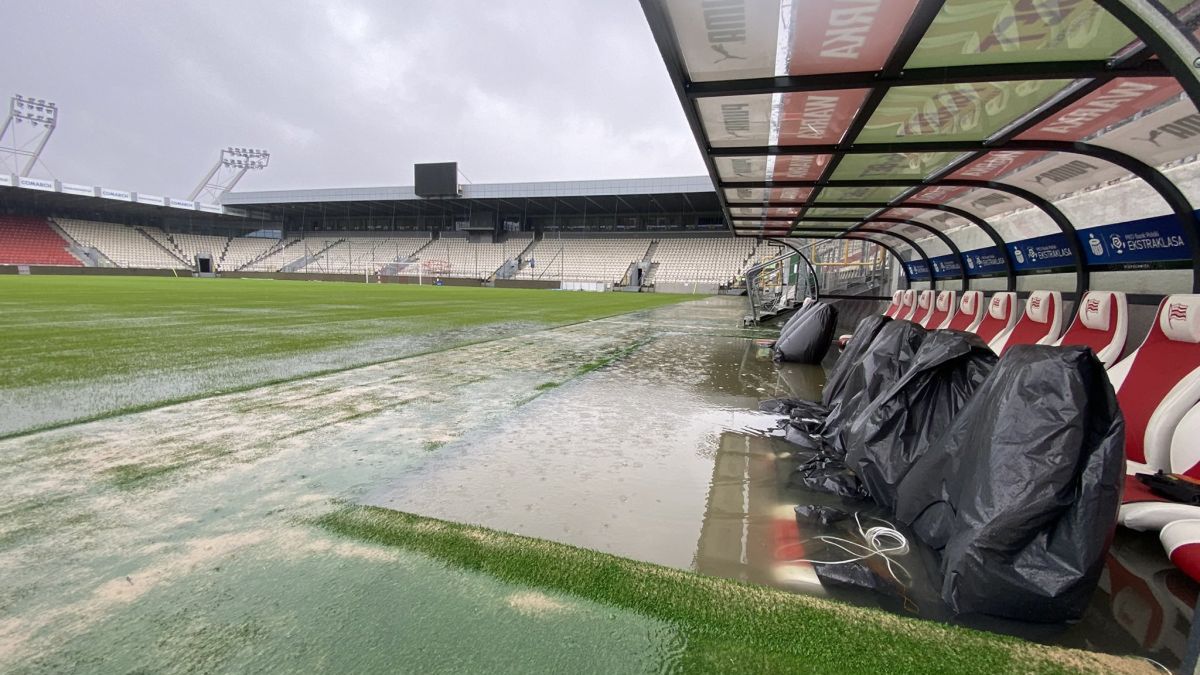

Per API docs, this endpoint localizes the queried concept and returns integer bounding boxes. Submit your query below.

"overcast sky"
[1,0,707,196]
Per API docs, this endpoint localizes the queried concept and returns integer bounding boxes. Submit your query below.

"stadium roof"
[641,0,1200,294]
[222,176,722,217]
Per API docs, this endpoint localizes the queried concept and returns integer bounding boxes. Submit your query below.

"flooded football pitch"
[0,295,1191,672]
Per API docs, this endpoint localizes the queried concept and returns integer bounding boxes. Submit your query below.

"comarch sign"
[168,198,196,210]
[17,176,55,192]
[100,188,132,202]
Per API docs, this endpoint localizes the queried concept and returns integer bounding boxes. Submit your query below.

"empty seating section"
[163,233,228,265]
[289,237,347,271]
[0,216,80,266]
[234,238,300,271]
[420,235,532,279]
[651,236,757,286]
[518,237,649,282]
[311,236,431,275]
[55,219,187,269]
[5,222,786,285]
[222,237,287,271]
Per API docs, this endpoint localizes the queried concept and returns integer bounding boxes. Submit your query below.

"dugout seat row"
[877,288,1126,362]
[852,291,1200,588]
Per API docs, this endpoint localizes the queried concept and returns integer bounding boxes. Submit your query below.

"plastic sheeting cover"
[822,314,892,408]
[819,320,927,453]
[844,330,998,512]
[759,313,892,421]
[894,345,1125,621]
[774,302,838,364]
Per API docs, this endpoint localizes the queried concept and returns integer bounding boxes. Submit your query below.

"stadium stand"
[223,236,293,271]
[650,236,757,286]
[418,233,532,279]
[0,216,81,266]
[55,219,186,269]
[517,236,649,283]
[4,219,812,288]
[314,235,431,275]
[155,232,229,267]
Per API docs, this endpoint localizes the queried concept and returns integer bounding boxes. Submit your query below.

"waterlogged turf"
[318,506,1135,675]
[0,275,688,435]
[0,292,1158,673]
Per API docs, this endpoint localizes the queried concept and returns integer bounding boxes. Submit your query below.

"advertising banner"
[906,0,1136,69]
[197,203,224,214]
[787,0,920,75]
[665,0,778,81]
[101,188,132,202]
[1020,79,1182,141]
[0,174,13,187]
[17,176,54,191]
[1008,232,1075,272]
[698,94,774,147]
[60,182,96,197]
[777,89,868,145]
[1078,213,1191,268]
[904,260,931,282]
[961,247,1009,277]
[1095,98,1200,168]
[772,154,829,182]
[927,254,963,279]
[135,193,166,206]
[168,198,196,210]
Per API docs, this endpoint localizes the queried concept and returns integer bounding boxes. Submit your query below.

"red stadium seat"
[898,289,917,321]
[910,290,936,326]
[944,290,984,332]
[972,292,1019,344]
[1113,295,1200,531]
[1055,291,1128,369]
[989,290,1062,354]
[921,290,956,329]
[1161,519,1200,583]
[882,290,903,318]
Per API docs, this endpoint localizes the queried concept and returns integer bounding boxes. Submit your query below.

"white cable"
[785,512,914,587]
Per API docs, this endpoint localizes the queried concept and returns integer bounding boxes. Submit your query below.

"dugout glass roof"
[641,0,1200,292]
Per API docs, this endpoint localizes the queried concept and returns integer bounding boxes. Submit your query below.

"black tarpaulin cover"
[774,302,838,364]
[821,314,892,408]
[894,345,1125,621]
[778,300,816,336]
[758,314,891,421]
[843,330,998,512]
[816,320,927,453]
[780,320,928,498]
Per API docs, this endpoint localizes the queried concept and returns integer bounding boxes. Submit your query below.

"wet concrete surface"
[0,295,1193,671]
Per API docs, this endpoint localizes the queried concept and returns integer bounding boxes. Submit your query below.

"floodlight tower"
[189,146,270,202]
[0,94,59,177]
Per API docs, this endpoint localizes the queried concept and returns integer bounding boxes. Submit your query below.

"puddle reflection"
[373,302,1196,669]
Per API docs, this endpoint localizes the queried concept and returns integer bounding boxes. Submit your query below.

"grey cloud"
[0,0,707,196]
